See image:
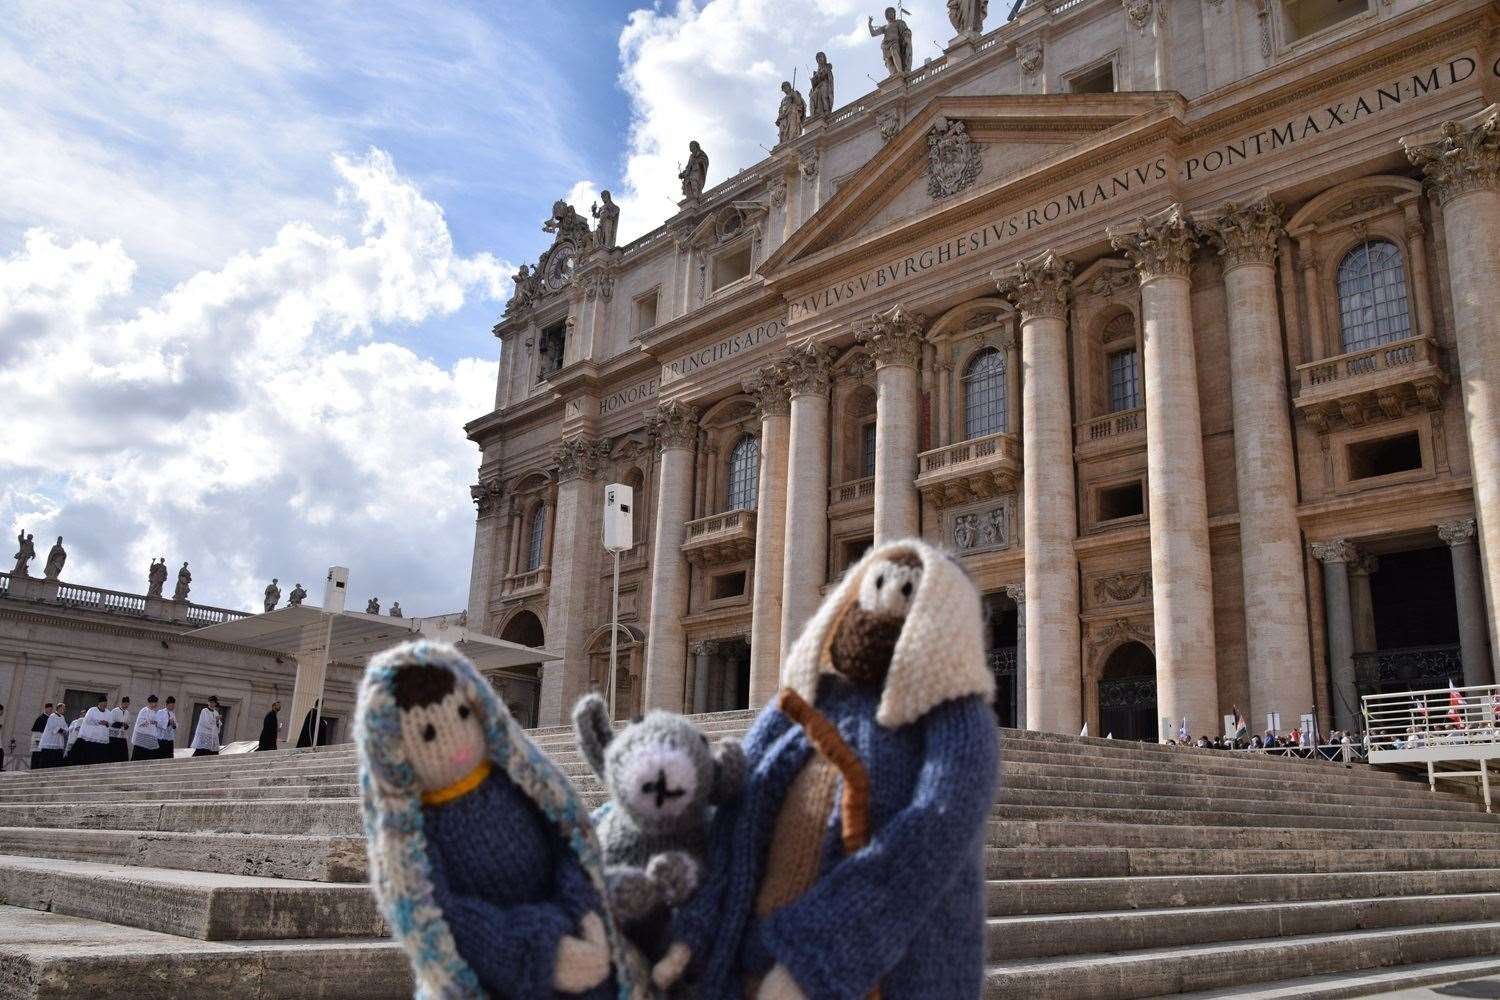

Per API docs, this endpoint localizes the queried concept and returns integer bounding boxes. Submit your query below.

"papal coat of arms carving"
[927,117,982,200]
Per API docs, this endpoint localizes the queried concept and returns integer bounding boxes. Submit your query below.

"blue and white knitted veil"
[355,640,651,999]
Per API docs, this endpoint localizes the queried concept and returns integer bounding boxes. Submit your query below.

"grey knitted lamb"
[572,694,746,972]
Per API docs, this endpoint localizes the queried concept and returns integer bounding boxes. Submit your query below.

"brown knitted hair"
[829,551,921,687]
[391,664,456,710]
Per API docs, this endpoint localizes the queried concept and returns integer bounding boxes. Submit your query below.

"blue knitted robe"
[424,767,615,1000]
[674,677,999,1000]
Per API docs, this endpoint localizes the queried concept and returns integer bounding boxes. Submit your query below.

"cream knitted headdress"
[781,538,994,728]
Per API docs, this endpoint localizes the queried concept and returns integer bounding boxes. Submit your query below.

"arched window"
[1337,240,1412,352]
[725,434,760,510]
[962,348,1007,438]
[526,504,547,570]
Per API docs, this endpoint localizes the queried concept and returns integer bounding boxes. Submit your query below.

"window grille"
[726,434,760,510]
[962,348,1008,438]
[1337,240,1412,352]
[1108,348,1141,413]
[526,505,546,570]
[861,423,877,478]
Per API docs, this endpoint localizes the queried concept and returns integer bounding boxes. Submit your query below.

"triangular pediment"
[762,93,1179,276]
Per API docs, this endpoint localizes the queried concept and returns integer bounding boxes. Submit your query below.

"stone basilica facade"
[466,0,1500,739]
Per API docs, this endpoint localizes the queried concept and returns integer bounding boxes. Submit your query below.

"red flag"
[1448,680,1467,728]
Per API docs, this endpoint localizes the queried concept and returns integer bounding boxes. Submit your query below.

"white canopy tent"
[188,605,559,746]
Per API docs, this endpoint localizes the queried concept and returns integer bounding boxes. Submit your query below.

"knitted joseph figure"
[356,640,653,1000]
[670,539,1000,1000]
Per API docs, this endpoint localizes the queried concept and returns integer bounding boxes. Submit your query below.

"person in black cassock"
[30,702,51,770]
[258,701,280,751]
[296,700,328,748]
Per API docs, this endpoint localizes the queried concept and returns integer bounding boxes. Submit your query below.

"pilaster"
[744,364,792,706]
[779,342,837,659]
[642,403,699,712]
[858,304,925,543]
[1438,518,1495,688]
[540,435,611,725]
[1311,538,1359,732]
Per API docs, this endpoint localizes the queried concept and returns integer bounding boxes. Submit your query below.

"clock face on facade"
[545,245,577,290]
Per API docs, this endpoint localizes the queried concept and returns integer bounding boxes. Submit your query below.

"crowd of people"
[1163,727,1365,763]
[25,694,229,767]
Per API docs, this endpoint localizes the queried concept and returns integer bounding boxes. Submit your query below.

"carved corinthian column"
[779,342,837,660]
[1109,205,1220,738]
[466,479,507,632]
[1310,538,1359,732]
[1438,518,1495,688]
[642,402,698,712]
[858,304,925,544]
[541,436,611,725]
[995,252,1080,735]
[744,364,791,706]
[1204,197,1314,731]
[1405,107,1500,650]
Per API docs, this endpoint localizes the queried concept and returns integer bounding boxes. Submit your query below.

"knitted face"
[830,551,924,687]
[392,663,487,792]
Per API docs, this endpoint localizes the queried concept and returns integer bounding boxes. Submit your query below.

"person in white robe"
[109,697,132,763]
[190,697,222,757]
[131,695,160,761]
[156,698,178,760]
[36,706,67,768]
[75,696,112,766]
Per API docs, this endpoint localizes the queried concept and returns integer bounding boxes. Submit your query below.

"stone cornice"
[856,303,926,369]
[0,606,287,660]
[1109,204,1198,282]
[1203,196,1283,271]
[1403,104,1500,206]
[646,401,699,452]
[994,251,1074,320]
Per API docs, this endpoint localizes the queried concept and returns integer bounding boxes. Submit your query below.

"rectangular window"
[1348,431,1422,480]
[861,423,877,478]
[1283,0,1369,41]
[712,243,753,291]
[1108,348,1140,413]
[1098,481,1145,522]
[1069,62,1115,94]
[843,537,873,572]
[537,321,567,382]
[710,571,747,600]
[62,689,107,722]
[635,290,659,335]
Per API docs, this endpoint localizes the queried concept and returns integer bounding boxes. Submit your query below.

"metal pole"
[607,549,621,719]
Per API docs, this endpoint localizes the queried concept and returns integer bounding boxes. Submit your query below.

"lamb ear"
[710,737,747,804]
[571,693,613,779]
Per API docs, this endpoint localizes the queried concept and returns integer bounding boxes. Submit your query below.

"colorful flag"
[1178,717,1189,742]
[1232,706,1248,739]
[1449,680,1468,728]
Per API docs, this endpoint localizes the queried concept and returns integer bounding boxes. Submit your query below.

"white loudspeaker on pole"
[603,485,634,719]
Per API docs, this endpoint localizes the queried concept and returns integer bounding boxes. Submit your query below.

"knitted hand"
[652,941,692,990]
[756,964,809,1000]
[552,911,611,993]
[647,850,700,907]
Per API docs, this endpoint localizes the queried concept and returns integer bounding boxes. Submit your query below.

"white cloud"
[598,0,951,243]
[0,151,507,615]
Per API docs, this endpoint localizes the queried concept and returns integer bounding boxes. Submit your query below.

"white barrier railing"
[1363,682,1500,811]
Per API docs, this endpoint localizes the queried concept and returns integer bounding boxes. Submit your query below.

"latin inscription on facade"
[600,376,660,416]
[788,54,1488,324]
[661,317,787,386]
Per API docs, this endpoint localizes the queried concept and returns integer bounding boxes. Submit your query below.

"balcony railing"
[1,573,251,624]
[1076,406,1145,450]
[683,508,757,566]
[56,582,149,616]
[915,431,1022,508]
[828,476,875,514]
[502,566,550,599]
[1295,336,1446,431]
[1354,644,1464,694]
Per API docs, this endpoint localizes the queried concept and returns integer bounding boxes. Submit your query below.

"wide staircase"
[1,717,1499,999]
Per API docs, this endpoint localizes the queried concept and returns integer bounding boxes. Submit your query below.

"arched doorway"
[496,610,546,728]
[1098,641,1157,742]
[587,624,645,720]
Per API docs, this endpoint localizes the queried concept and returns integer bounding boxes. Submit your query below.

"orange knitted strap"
[776,688,872,857]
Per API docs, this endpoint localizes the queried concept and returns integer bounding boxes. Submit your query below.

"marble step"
[994,785,1500,824]
[986,869,1500,915]
[0,784,362,804]
[0,856,383,940]
[1151,954,1500,999]
[0,904,409,1000]
[987,845,1500,879]
[983,921,1500,1000]
[0,799,364,836]
[1000,767,1481,809]
[989,819,1500,852]
[0,827,368,882]
[995,802,1500,833]
[986,892,1500,961]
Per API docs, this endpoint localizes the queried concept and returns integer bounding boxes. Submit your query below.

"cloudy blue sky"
[0,1,956,616]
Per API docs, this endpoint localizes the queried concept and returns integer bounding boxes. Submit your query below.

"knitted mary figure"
[670,539,1000,999]
[356,640,653,999]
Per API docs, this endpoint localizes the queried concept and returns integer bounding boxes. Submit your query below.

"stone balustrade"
[915,430,1022,508]
[1295,335,1446,432]
[682,508,758,566]
[827,476,875,514]
[0,572,250,625]
[501,566,550,599]
[1075,406,1146,451]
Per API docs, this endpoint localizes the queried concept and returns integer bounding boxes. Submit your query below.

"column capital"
[780,341,838,397]
[646,401,699,452]
[1438,517,1478,547]
[856,303,926,369]
[1003,582,1025,606]
[554,436,612,483]
[469,479,505,517]
[1109,204,1198,282]
[693,639,722,657]
[1310,538,1358,564]
[742,363,791,417]
[1351,554,1380,577]
[993,250,1074,321]
[1403,105,1500,206]
[1204,196,1284,271]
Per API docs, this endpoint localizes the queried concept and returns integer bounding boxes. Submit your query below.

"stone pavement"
[1,715,1499,998]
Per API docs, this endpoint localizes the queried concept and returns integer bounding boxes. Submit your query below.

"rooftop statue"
[43,536,66,581]
[147,557,167,598]
[264,578,281,613]
[776,81,807,145]
[389,601,403,618]
[869,6,913,78]
[809,52,835,120]
[288,582,307,606]
[173,562,191,602]
[591,190,620,250]
[11,531,36,578]
[948,0,988,34]
[366,597,381,615]
[680,140,709,200]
